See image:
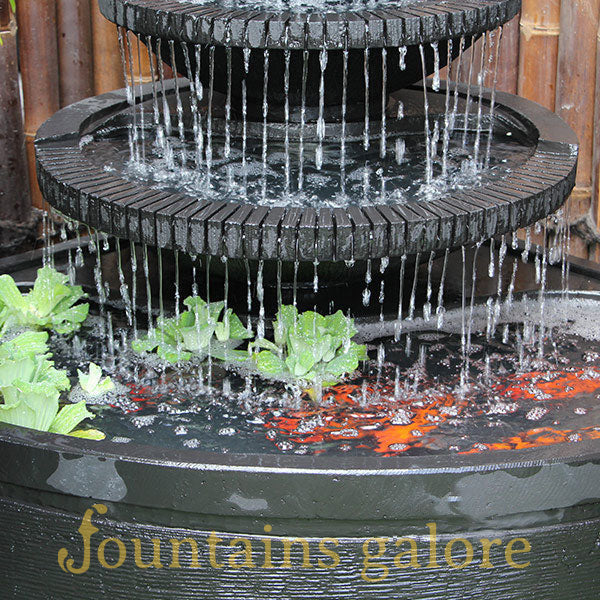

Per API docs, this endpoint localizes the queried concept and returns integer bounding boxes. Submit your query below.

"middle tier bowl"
[36,80,577,266]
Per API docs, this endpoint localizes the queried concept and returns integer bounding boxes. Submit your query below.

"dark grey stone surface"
[99,0,521,49]
[35,80,578,263]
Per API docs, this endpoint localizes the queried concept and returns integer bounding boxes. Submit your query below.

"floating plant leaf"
[325,344,367,379]
[0,381,60,431]
[0,267,89,335]
[0,333,100,438]
[0,354,70,396]
[49,400,96,436]
[256,350,286,375]
[77,363,115,397]
[69,428,106,440]
[132,296,252,364]
[253,306,367,388]
[0,331,50,361]
[0,346,68,431]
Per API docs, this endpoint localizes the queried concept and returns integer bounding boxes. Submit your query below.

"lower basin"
[1,242,600,598]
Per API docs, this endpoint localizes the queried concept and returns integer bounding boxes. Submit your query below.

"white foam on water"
[356,293,600,344]
[180,0,412,12]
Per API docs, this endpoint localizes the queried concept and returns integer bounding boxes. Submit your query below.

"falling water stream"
[32,23,594,459]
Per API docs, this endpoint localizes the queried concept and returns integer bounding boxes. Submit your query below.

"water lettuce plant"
[0,331,102,439]
[0,266,89,336]
[78,362,115,397]
[252,306,367,387]
[132,296,252,363]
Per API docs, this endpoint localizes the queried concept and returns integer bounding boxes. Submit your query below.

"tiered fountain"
[2,0,600,598]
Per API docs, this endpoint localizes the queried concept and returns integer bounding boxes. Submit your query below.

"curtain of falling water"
[142,243,153,332]
[485,27,504,167]
[242,46,250,193]
[90,29,507,210]
[169,40,186,167]
[118,27,138,163]
[363,44,370,151]
[298,47,309,191]
[284,26,291,195]
[436,248,450,328]
[418,45,433,185]
[394,254,407,341]
[33,25,576,401]
[340,35,349,194]
[423,251,435,321]
[441,39,454,178]
[225,25,233,163]
[261,49,270,200]
[472,32,487,163]
[462,36,476,148]
[206,46,215,181]
[380,48,388,159]
[136,35,147,163]
[315,47,327,170]
[116,238,132,327]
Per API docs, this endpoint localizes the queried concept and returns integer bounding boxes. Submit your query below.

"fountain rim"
[3,418,600,474]
[2,412,600,526]
[36,79,578,262]
[98,0,521,50]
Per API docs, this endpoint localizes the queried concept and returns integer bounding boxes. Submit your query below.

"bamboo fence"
[9,0,155,211]
[2,0,600,258]
[0,0,30,224]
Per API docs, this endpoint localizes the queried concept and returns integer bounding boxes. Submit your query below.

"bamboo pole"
[16,0,60,210]
[496,13,520,94]
[0,0,30,222]
[517,0,561,111]
[555,0,600,259]
[516,2,560,248]
[594,23,600,228]
[57,0,94,107]
[90,0,123,94]
[91,0,169,93]
[556,0,599,189]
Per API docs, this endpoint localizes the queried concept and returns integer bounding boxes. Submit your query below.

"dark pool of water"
[50,296,600,458]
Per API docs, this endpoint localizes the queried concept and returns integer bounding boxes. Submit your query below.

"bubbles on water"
[184,0,410,11]
[218,426,237,436]
[131,415,157,428]
[183,438,201,448]
[526,406,548,421]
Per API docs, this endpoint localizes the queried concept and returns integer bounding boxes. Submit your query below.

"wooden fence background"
[458,0,600,259]
[1,0,600,259]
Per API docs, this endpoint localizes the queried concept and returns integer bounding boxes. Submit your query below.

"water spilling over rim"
[36,79,577,262]
[175,0,456,14]
[1,225,595,464]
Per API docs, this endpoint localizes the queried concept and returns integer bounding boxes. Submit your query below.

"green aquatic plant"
[252,306,367,387]
[0,331,102,439]
[0,266,89,336]
[132,296,252,364]
[77,362,115,397]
